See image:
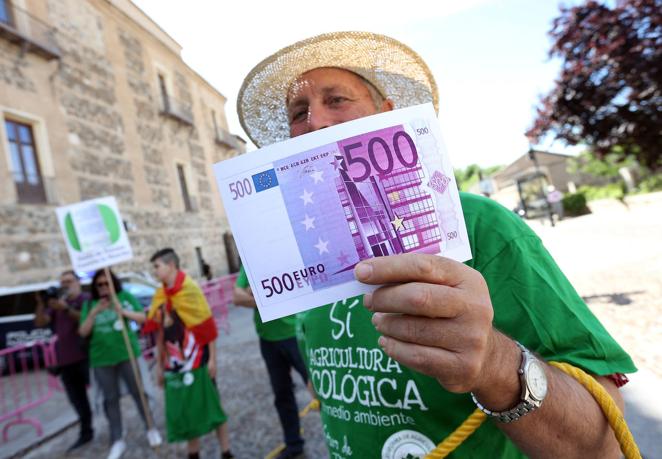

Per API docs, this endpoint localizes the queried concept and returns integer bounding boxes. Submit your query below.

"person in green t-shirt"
[79,269,162,459]
[233,266,309,459]
[234,32,637,459]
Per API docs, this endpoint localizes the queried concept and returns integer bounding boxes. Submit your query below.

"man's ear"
[380,98,395,112]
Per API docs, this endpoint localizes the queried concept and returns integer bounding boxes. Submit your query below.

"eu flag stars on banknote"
[213,103,471,321]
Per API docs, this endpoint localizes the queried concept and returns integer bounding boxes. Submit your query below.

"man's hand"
[355,253,497,394]
[207,360,217,379]
[48,298,68,311]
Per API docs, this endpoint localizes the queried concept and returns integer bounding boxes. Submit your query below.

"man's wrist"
[471,331,522,411]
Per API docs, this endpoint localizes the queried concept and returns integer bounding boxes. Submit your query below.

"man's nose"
[307,104,333,132]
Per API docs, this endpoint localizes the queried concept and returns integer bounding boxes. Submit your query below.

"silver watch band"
[470,393,536,423]
[470,342,543,423]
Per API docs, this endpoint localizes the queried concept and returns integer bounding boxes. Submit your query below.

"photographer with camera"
[35,270,93,451]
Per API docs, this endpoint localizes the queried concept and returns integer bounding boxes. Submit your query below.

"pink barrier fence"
[0,337,60,442]
[201,273,238,335]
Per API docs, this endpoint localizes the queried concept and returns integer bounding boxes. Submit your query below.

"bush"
[637,174,662,193]
[562,192,591,216]
[577,183,625,201]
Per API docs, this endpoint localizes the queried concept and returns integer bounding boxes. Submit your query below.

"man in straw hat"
[237,32,635,459]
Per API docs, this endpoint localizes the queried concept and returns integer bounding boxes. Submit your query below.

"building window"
[158,73,169,111]
[177,164,192,212]
[0,0,13,26]
[5,119,47,203]
[211,109,219,136]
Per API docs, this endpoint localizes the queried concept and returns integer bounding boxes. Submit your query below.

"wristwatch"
[471,342,548,423]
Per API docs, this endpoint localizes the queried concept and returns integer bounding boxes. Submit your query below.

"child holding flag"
[144,248,234,459]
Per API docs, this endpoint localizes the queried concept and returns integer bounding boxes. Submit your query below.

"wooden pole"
[103,267,157,441]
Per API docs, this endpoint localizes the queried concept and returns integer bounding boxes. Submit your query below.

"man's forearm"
[473,332,622,459]
[120,309,146,323]
[232,287,256,308]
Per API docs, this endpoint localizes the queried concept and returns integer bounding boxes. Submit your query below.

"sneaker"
[66,434,93,452]
[107,440,126,459]
[146,428,162,447]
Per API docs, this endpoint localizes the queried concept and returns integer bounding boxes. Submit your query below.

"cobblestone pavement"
[21,308,327,459]
[16,198,662,459]
[526,200,662,378]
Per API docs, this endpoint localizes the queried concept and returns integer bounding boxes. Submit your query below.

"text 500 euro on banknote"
[214,103,472,322]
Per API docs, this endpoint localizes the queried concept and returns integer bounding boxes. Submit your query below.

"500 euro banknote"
[213,103,471,321]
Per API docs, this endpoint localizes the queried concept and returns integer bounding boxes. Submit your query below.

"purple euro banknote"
[214,103,471,321]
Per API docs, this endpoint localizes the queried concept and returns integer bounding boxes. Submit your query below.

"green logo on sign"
[64,204,121,252]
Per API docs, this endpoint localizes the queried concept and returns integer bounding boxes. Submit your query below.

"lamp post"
[527,147,555,227]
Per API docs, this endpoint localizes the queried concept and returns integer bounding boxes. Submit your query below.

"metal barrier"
[201,273,238,335]
[0,337,59,442]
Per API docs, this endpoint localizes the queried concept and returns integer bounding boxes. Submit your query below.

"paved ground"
[14,308,326,459]
[6,197,661,459]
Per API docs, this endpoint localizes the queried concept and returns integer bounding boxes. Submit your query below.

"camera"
[44,286,62,299]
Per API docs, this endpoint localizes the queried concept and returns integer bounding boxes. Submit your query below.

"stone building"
[0,0,244,287]
[485,150,604,213]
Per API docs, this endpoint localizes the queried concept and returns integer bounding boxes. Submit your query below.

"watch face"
[526,360,548,400]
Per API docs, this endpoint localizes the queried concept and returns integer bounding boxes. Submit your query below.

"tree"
[526,0,661,171]
[568,148,636,178]
[454,164,503,192]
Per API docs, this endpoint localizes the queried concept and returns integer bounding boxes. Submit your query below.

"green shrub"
[562,192,591,216]
[577,183,625,201]
[637,174,662,193]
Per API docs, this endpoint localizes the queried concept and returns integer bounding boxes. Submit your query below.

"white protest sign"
[56,196,133,272]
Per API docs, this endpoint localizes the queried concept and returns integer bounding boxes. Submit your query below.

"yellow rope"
[425,361,641,459]
[548,361,641,459]
[426,409,487,459]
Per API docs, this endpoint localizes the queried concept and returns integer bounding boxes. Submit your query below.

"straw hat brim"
[237,31,438,148]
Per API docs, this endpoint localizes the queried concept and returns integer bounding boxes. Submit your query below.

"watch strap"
[470,341,544,423]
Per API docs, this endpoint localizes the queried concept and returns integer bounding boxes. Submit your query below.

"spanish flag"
[143,271,218,345]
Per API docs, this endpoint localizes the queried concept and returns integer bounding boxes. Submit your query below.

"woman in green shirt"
[79,269,162,459]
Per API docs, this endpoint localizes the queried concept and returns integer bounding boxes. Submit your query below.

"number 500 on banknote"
[214,103,472,321]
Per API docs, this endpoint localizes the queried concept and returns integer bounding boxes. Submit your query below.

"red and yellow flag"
[143,271,218,345]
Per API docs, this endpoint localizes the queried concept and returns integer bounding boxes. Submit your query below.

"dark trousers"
[94,360,148,443]
[60,360,93,439]
[259,337,309,452]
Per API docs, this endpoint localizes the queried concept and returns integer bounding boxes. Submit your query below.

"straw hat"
[237,31,438,147]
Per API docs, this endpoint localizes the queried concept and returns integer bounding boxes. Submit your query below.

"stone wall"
[0,0,237,287]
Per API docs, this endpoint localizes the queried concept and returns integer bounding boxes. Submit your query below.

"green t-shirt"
[235,266,297,342]
[296,192,636,459]
[81,290,143,368]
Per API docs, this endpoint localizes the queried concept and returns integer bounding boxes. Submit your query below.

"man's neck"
[166,271,179,289]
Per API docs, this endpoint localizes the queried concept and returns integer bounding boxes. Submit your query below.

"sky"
[132,0,582,169]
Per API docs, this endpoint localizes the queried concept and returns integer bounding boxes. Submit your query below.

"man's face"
[60,274,80,297]
[152,259,175,283]
[287,67,393,138]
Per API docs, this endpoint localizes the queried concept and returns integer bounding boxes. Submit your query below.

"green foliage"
[562,192,590,216]
[454,164,503,192]
[568,149,636,178]
[577,183,625,201]
[636,173,662,193]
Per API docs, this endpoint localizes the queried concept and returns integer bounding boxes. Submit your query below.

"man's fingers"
[355,253,466,286]
[377,336,466,387]
[371,313,483,350]
[366,282,463,318]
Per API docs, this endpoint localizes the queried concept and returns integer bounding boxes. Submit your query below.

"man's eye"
[291,110,307,122]
[329,96,347,105]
